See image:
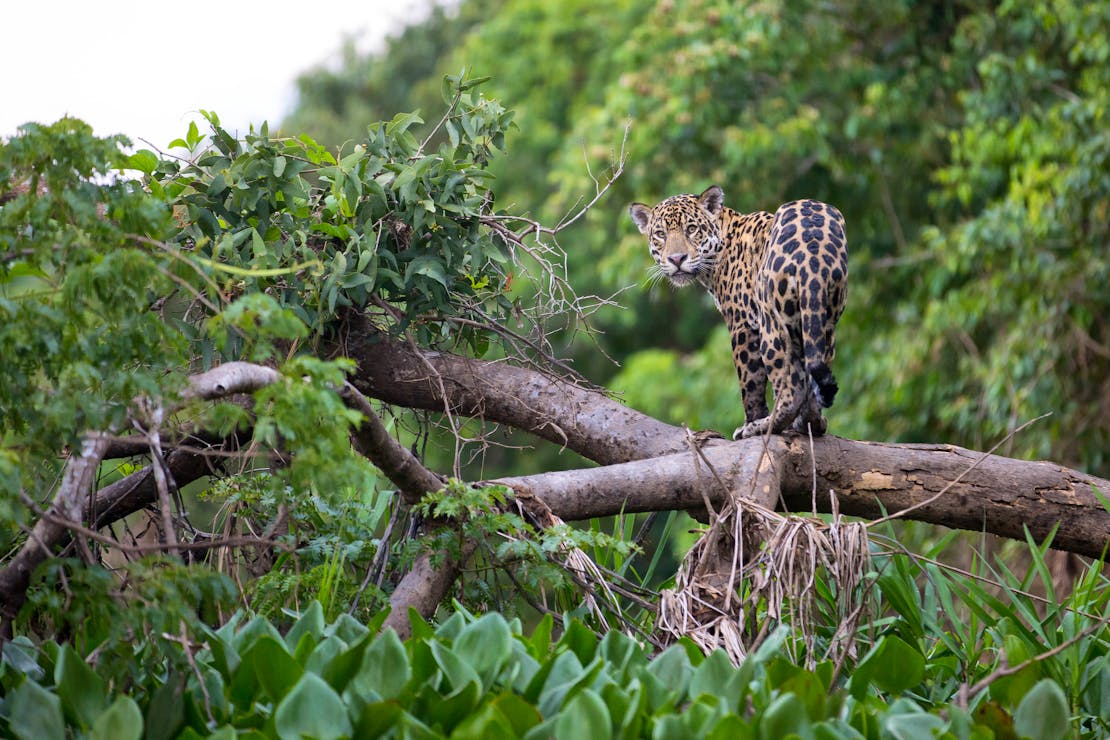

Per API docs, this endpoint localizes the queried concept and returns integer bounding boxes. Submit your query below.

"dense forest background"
[286,0,1110,475]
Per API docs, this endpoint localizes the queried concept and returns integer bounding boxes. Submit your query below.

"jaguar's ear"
[629,203,653,234]
[698,185,725,217]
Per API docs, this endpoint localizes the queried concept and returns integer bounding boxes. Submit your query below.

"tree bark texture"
[343,322,689,464]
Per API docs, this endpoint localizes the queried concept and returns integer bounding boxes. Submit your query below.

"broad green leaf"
[529,613,553,659]
[274,673,352,740]
[426,679,481,730]
[8,680,65,740]
[1,636,44,682]
[125,149,159,174]
[144,675,186,740]
[759,692,810,739]
[250,635,304,701]
[454,612,512,683]
[556,689,611,740]
[851,635,924,697]
[535,651,585,717]
[1014,679,1069,740]
[284,600,325,650]
[690,650,736,703]
[349,628,410,700]
[884,711,945,740]
[354,701,404,737]
[490,693,543,736]
[450,702,518,740]
[647,644,694,701]
[430,640,480,692]
[89,696,143,740]
[296,630,329,667]
[706,713,755,740]
[55,644,106,728]
[558,619,599,664]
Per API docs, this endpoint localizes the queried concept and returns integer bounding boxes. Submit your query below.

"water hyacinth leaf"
[454,612,512,684]
[274,673,352,740]
[55,645,106,729]
[1014,679,1070,740]
[88,696,143,740]
[7,680,65,740]
[555,688,611,740]
[249,635,303,702]
[759,692,810,739]
[349,628,411,700]
[284,600,325,650]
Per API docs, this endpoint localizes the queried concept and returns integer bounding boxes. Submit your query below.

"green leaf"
[430,641,481,692]
[285,601,325,651]
[558,619,599,665]
[348,628,410,700]
[7,680,65,740]
[884,711,946,740]
[454,612,512,686]
[555,689,611,740]
[386,111,424,138]
[408,255,450,288]
[689,650,736,703]
[250,635,304,701]
[490,693,543,736]
[759,692,810,739]
[450,702,518,740]
[426,679,481,730]
[2,636,45,682]
[144,675,186,740]
[850,635,924,698]
[89,696,143,740]
[125,149,159,175]
[274,673,352,740]
[1014,679,1069,740]
[646,644,693,701]
[54,644,106,728]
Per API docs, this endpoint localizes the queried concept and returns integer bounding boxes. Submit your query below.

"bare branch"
[341,382,444,506]
[181,362,281,403]
[0,433,110,630]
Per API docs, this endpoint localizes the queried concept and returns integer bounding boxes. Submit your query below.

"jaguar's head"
[629,185,724,287]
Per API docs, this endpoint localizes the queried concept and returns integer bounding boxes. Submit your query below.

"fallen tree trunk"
[498,436,1110,558]
[344,326,1110,557]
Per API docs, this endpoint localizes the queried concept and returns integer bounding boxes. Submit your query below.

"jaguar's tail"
[809,362,838,408]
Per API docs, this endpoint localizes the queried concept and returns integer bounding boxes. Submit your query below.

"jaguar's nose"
[667,254,687,269]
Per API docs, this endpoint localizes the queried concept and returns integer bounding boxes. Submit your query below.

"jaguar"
[629,185,848,439]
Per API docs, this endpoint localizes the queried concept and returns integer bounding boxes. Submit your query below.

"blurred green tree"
[282,0,1110,475]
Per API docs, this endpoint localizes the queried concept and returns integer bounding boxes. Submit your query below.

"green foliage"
[1,69,527,646]
[4,589,1110,738]
[285,0,1110,475]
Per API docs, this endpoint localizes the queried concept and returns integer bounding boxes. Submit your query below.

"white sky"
[1,0,435,150]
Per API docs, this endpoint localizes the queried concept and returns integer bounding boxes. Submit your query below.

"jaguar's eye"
[653,229,665,241]
[685,224,698,237]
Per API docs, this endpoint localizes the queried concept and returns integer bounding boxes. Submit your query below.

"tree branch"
[0,433,110,631]
[342,318,688,465]
[341,382,444,506]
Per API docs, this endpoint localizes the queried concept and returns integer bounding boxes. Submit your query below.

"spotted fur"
[629,185,848,439]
